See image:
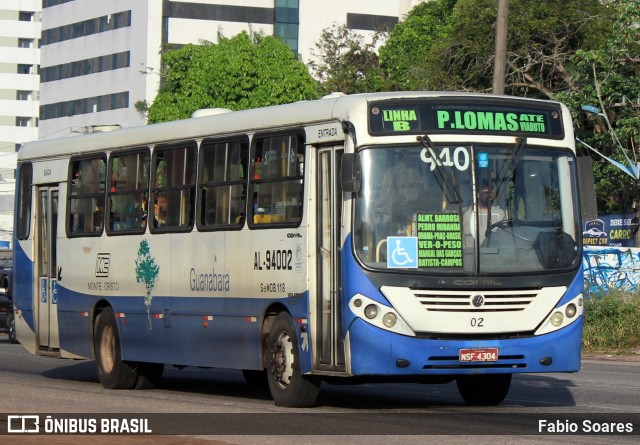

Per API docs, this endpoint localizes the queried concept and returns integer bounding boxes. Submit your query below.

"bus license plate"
[459,348,499,362]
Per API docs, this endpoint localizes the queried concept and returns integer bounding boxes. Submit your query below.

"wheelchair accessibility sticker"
[387,237,418,268]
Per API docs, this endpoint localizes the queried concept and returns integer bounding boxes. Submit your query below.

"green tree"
[309,24,387,95]
[557,0,640,214]
[135,240,160,329]
[379,0,456,91]
[380,0,612,97]
[146,32,319,123]
[377,0,638,216]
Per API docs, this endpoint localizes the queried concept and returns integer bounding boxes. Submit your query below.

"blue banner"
[582,213,635,248]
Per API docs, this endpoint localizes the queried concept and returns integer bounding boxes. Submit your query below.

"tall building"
[0,0,39,177]
[37,0,425,140]
[0,0,38,251]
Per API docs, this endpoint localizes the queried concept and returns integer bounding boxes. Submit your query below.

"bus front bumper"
[346,316,582,376]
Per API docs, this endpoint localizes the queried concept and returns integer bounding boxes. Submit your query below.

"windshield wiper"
[417,135,462,204]
[483,137,527,246]
[490,137,527,203]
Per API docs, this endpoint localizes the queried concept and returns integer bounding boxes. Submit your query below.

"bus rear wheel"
[94,307,137,389]
[266,313,320,407]
[135,362,164,389]
[456,374,512,406]
[7,312,18,344]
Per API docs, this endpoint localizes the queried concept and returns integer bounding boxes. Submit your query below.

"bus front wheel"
[94,307,137,389]
[266,313,320,407]
[242,369,268,388]
[456,374,512,406]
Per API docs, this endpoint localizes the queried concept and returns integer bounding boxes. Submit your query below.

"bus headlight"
[364,304,378,319]
[349,294,415,337]
[534,294,584,336]
[382,312,397,328]
[550,312,564,327]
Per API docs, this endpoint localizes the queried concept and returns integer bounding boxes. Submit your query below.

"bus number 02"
[470,317,484,327]
[420,146,470,172]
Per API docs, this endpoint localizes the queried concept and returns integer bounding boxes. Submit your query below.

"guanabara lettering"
[190,268,230,292]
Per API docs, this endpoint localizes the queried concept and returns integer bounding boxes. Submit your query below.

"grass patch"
[582,289,640,354]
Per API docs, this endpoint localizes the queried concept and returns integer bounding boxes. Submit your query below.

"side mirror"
[341,153,361,193]
[577,156,597,221]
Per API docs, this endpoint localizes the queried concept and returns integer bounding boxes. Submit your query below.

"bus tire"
[242,369,268,388]
[7,312,18,344]
[456,374,511,406]
[94,307,137,389]
[135,362,164,389]
[266,313,320,407]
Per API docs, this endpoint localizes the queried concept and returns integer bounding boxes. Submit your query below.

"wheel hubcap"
[100,325,115,373]
[271,331,294,388]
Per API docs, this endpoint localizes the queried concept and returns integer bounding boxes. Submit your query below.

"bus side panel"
[117,297,263,369]
[55,227,310,370]
[116,294,309,369]
[55,285,94,358]
[13,241,35,328]
[13,240,37,351]
[56,287,266,368]
[223,226,311,372]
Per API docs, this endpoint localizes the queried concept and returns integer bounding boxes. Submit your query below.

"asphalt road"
[0,334,638,444]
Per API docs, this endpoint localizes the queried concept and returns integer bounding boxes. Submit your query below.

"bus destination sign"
[369,99,564,138]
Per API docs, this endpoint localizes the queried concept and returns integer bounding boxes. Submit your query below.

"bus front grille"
[423,354,527,370]
[412,289,539,313]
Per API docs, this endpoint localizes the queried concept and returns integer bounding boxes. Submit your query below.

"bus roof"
[19,91,563,161]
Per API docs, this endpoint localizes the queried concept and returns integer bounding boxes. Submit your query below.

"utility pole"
[492,0,509,94]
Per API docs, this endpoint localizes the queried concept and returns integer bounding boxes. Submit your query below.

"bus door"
[316,146,345,371]
[36,186,60,351]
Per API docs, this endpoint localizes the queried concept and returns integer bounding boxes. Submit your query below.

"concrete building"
[37,0,425,140]
[0,0,36,249]
[0,0,40,178]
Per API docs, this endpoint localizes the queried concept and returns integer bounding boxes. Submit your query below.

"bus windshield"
[353,143,580,274]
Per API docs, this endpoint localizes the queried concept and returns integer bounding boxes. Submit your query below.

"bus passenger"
[153,193,167,227]
[141,195,148,228]
[124,193,145,228]
[93,202,105,231]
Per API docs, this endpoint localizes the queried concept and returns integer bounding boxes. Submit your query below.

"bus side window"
[250,133,303,226]
[16,162,33,240]
[198,138,248,229]
[68,156,106,236]
[107,149,150,234]
[151,141,196,231]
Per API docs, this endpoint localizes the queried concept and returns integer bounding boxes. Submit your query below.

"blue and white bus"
[12,92,595,407]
